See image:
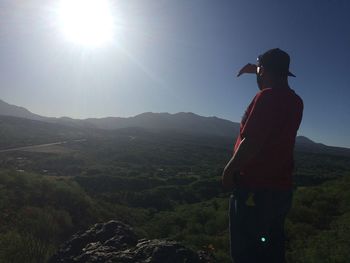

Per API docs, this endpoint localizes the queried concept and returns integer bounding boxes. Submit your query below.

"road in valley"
[0,139,86,153]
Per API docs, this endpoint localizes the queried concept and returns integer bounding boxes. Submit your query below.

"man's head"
[256,48,295,90]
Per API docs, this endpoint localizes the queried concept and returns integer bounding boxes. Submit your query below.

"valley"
[0,107,349,262]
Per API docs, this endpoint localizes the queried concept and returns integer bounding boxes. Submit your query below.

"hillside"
[295,136,350,157]
[1,112,350,159]
[0,109,349,262]
[0,115,89,149]
[0,99,45,121]
[1,100,350,263]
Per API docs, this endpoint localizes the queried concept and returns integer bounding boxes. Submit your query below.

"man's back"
[234,87,303,190]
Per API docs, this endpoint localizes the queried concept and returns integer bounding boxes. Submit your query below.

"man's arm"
[222,89,276,190]
[237,63,257,77]
[222,137,265,189]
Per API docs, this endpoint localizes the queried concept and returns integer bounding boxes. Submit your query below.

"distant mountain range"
[1,98,349,156]
[0,99,239,137]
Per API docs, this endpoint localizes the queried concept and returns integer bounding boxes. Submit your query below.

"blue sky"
[0,0,349,147]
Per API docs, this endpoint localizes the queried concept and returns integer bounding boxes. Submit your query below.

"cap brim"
[288,71,296,77]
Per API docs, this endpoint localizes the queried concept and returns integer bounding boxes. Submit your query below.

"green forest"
[0,130,350,262]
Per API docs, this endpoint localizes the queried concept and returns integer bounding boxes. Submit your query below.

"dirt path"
[0,139,86,153]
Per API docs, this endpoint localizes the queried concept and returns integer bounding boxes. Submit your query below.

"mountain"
[1,98,349,156]
[0,99,240,138]
[295,136,350,157]
[0,99,45,121]
[84,112,240,137]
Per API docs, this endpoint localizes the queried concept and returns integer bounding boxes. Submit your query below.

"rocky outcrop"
[49,220,214,263]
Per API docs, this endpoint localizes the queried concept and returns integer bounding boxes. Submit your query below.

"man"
[222,48,303,263]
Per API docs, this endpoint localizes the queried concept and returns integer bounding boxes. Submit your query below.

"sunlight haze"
[57,0,115,47]
[0,0,349,147]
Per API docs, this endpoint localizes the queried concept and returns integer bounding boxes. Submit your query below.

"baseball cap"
[257,48,296,77]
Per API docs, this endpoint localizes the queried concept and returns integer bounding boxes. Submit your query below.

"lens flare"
[58,0,114,47]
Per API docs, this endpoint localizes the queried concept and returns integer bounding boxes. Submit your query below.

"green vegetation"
[0,170,149,262]
[0,170,92,262]
[0,130,350,262]
[286,175,350,262]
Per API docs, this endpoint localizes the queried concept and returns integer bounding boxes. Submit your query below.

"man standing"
[222,48,303,263]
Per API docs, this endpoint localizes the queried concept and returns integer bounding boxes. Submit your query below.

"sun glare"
[58,0,114,47]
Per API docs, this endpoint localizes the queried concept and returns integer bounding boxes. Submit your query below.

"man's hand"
[237,63,257,77]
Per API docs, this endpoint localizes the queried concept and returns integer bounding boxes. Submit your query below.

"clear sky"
[0,0,349,147]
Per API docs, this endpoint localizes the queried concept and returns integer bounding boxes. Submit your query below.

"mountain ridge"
[0,99,240,137]
[1,99,349,154]
[0,99,45,121]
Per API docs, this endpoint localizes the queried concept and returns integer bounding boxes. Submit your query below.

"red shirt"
[234,87,303,190]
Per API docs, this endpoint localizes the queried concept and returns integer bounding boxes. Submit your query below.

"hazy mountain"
[84,112,240,138]
[0,99,45,121]
[0,99,240,137]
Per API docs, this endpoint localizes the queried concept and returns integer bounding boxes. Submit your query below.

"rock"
[49,220,215,263]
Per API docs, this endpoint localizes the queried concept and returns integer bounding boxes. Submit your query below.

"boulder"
[49,220,214,263]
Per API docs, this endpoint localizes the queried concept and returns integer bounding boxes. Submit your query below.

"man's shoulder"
[257,88,302,102]
[255,88,275,100]
[253,88,274,104]
[257,88,273,96]
[253,88,303,114]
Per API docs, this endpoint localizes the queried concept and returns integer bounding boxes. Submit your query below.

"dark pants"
[229,188,293,263]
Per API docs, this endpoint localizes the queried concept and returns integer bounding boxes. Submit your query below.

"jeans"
[229,188,293,263]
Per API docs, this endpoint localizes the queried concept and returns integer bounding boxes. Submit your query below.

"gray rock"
[49,220,215,263]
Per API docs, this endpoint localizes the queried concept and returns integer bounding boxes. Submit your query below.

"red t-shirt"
[234,87,303,190]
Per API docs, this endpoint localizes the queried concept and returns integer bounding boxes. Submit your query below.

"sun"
[57,0,114,47]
